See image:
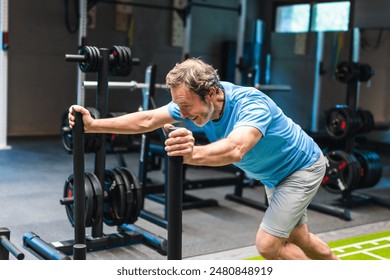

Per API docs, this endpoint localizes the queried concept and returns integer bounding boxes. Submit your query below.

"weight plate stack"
[358,63,374,82]
[117,167,143,224]
[79,46,102,73]
[325,105,361,140]
[335,61,360,83]
[357,109,375,134]
[103,169,127,226]
[85,172,104,226]
[62,172,102,227]
[62,168,143,228]
[353,150,382,189]
[102,168,143,226]
[321,150,362,194]
[335,61,374,83]
[109,46,132,77]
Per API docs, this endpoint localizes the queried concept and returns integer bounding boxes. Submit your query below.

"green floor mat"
[246,230,390,260]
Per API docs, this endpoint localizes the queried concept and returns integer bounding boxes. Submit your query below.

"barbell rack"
[83,80,291,92]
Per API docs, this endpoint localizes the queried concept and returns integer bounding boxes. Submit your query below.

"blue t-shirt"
[167,81,321,188]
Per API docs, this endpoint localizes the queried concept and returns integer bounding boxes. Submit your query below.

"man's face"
[171,83,215,127]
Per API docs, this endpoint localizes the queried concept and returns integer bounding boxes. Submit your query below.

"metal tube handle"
[166,127,183,260]
[72,111,87,260]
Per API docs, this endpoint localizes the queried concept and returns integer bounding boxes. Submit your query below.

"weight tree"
[309,61,390,220]
[23,45,182,260]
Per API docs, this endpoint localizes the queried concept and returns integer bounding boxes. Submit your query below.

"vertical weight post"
[167,127,183,260]
[92,48,109,238]
[72,111,87,260]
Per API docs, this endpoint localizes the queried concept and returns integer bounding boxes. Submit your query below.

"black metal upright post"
[167,128,183,260]
[92,48,110,238]
[344,80,358,153]
[72,111,87,260]
[139,65,156,189]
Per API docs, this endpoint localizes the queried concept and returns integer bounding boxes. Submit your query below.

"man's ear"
[209,86,216,97]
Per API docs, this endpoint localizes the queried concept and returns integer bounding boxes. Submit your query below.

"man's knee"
[256,229,283,260]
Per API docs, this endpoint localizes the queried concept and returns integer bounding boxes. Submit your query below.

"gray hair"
[166,58,221,101]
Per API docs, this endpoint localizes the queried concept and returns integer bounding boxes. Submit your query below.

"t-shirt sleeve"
[233,98,272,136]
[167,101,183,121]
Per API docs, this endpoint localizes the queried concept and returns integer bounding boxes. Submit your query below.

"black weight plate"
[91,46,101,72]
[335,61,359,83]
[321,150,361,194]
[87,46,96,73]
[60,107,101,154]
[103,169,126,226]
[85,172,103,226]
[63,176,75,225]
[112,169,127,223]
[353,150,382,188]
[358,63,374,82]
[325,105,360,139]
[109,45,121,76]
[326,110,348,139]
[78,46,88,72]
[116,46,126,76]
[84,174,95,227]
[357,109,375,134]
[61,110,73,154]
[79,46,93,73]
[120,46,132,76]
[87,46,97,72]
[113,168,134,224]
[63,173,94,227]
[120,167,143,223]
[88,46,97,73]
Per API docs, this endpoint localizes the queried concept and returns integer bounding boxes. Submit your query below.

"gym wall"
[260,0,390,139]
[8,0,78,136]
[6,0,258,136]
[4,0,390,141]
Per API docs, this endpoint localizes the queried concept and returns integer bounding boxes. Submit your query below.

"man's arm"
[69,105,176,134]
[164,125,262,166]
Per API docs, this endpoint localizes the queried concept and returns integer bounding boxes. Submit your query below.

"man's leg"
[256,223,338,260]
[287,223,339,260]
[256,227,309,260]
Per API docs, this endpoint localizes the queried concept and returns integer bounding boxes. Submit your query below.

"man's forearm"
[185,139,244,166]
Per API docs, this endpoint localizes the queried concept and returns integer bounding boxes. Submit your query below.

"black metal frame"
[23,48,173,260]
[0,227,25,260]
[309,65,390,220]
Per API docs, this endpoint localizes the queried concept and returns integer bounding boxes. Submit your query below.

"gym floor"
[1,136,390,260]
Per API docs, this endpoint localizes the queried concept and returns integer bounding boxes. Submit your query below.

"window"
[312,2,350,32]
[274,1,350,33]
[275,4,310,33]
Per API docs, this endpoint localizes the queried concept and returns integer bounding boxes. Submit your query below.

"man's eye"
[184,105,191,109]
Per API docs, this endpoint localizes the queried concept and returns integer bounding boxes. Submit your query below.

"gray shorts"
[260,154,327,238]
